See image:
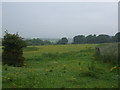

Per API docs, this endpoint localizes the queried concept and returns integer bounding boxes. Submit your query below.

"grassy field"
[2,44,119,88]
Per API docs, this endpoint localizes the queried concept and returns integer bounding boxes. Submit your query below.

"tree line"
[25,38,53,45]
[25,32,120,45]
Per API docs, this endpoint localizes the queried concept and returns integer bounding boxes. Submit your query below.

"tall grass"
[95,43,119,65]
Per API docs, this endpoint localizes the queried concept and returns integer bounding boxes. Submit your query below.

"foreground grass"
[2,44,118,88]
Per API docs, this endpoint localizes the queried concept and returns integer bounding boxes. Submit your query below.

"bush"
[2,31,27,67]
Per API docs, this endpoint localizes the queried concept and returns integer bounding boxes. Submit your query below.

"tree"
[57,37,68,45]
[25,38,53,45]
[2,31,27,67]
[43,40,53,45]
[32,38,44,45]
[95,34,111,43]
[73,35,86,44]
[86,34,96,44]
[114,32,120,42]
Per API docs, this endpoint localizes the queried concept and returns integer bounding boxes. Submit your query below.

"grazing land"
[2,44,118,88]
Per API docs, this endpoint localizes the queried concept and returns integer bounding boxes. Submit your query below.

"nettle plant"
[2,31,27,67]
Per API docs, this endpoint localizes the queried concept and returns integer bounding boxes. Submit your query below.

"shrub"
[2,31,27,67]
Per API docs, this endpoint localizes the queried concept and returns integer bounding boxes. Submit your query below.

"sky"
[2,2,118,38]
[0,3,2,38]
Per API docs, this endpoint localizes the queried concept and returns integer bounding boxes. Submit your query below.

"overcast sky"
[2,2,118,38]
[0,2,2,38]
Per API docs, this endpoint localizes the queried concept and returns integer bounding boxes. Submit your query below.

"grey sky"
[2,2,118,38]
[0,3,2,37]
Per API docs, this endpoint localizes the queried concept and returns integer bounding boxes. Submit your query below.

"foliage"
[23,32,120,45]
[25,38,53,45]
[114,32,120,42]
[86,34,96,44]
[95,34,112,43]
[57,37,68,45]
[73,32,120,44]
[73,35,86,44]
[2,31,27,67]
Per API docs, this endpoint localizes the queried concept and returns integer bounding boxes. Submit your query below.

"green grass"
[23,46,39,52]
[2,44,118,88]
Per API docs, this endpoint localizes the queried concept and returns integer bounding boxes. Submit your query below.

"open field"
[2,44,118,88]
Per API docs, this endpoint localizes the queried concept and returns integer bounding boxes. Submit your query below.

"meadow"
[2,44,119,88]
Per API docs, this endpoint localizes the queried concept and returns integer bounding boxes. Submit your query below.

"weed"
[81,71,98,79]
[78,62,81,66]
[49,69,53,72]
[3,64,8,71]
[88,60,96,72]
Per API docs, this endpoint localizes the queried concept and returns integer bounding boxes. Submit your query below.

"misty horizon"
[2,2,118,38]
